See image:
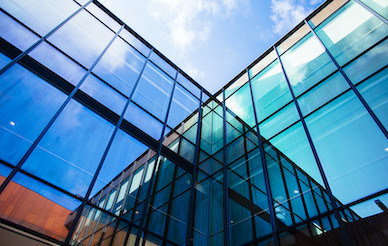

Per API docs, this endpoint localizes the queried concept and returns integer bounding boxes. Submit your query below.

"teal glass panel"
[357,67,388,129]
[259,102,299,139]
[47,9,115,68]
[0,65,67,165]
[251,60,293,123]
[167,191,190,245]
[305,90,388,206]
[23,100,115,196]
[361,0,388,18]
[343,38,388,84]
[132,62,174,121]
[314,1,388,67]
[280,33,337,96]
[225,83,255,127]
[270,122,323,185]
[230,199,254,245]
[298,72,349,116]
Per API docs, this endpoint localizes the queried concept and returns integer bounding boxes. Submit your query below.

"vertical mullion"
[274,46,353,246]
[185,88,203,245]
[277,155,296,225]
[0,0,94,76]
[222,89,231,246]
[134,69,179,246]
[305,19,388,138]
[247,68,280,246]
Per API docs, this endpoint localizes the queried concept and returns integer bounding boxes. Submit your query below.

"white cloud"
[183,63,206,81]
[270,0,312,35]
[147,0,245,50]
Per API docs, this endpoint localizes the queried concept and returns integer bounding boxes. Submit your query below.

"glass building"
[0,0,387,245]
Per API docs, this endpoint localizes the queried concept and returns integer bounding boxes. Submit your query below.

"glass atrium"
[0,0,387,245]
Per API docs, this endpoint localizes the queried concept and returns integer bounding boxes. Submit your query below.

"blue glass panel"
[0,164,12,179]
[119,29,151,57]
[0,11,39,52]
[91,130,148,196]
[315,1,388,66]
[23,100,115,196]
[0,0,78,36]
[357,67,388,129]
[80,74,126,115]
[251,60,293,123]
[124,102,163,140]
[150,52,177,79]
[0,65,67,165]
[177,72,201,98]
[47,9,115,68]
[0,52,11,70]
[167,84,199,128]
[30,41,86,86]
[132,62,174,121]
[92,37,146,96]
[305,90,388,205]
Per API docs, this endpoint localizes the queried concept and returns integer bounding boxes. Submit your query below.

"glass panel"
[132,62,174,121]
[277,23,310,55]
[225,72,249,99]
[270,122,323,185]
[280,33,337,96]
[249,50,277,79]
[0,173,81,241]
[80,74,126,115]
[85,3,121,32]
[91,130,148,196]
[314,1,388,67]
[0,0,79,36]
[0,65,67,165]
[167,84,199,128]
[0,10,39,51]
[305,90,388,207]
[29,41,86,86]
[124,102,164,140]
[47,9,115,68]
[92,37,146,96]
[119,29,151,57]
[357,67,388,129]
[225,83,256,127]
[23,100,115,196]
[251,60,293,123]
[150,52,177,79]
[298,72,350,116]
[177,72,201,98]
[361,0,388,18]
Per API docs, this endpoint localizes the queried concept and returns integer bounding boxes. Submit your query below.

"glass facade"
[0,0,387,245]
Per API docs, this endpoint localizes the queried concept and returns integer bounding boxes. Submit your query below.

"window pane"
[315,1,388,66]
[361,0,388,18]
[177,72,201,99]
[0,0,79,36]
[280,33,337,96]
[91,130,148,196]
[124,102,163,140]
[80,74,126,115]
[0,65,67,165]
[0,10,39,52]
[132,62,174,121]
[225,83,256,127]
[150,52,177,79]
[305,90,388,206]
[47,9,115,68]
[119,29,151,57]
[92,37,146,96]
[251,60,293,123]
[23,100,115,196]
[29,41,87,86]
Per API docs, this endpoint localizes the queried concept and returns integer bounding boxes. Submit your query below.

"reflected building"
[0,0,387,246]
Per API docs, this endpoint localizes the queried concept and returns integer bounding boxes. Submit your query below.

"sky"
[99,0,325,94]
